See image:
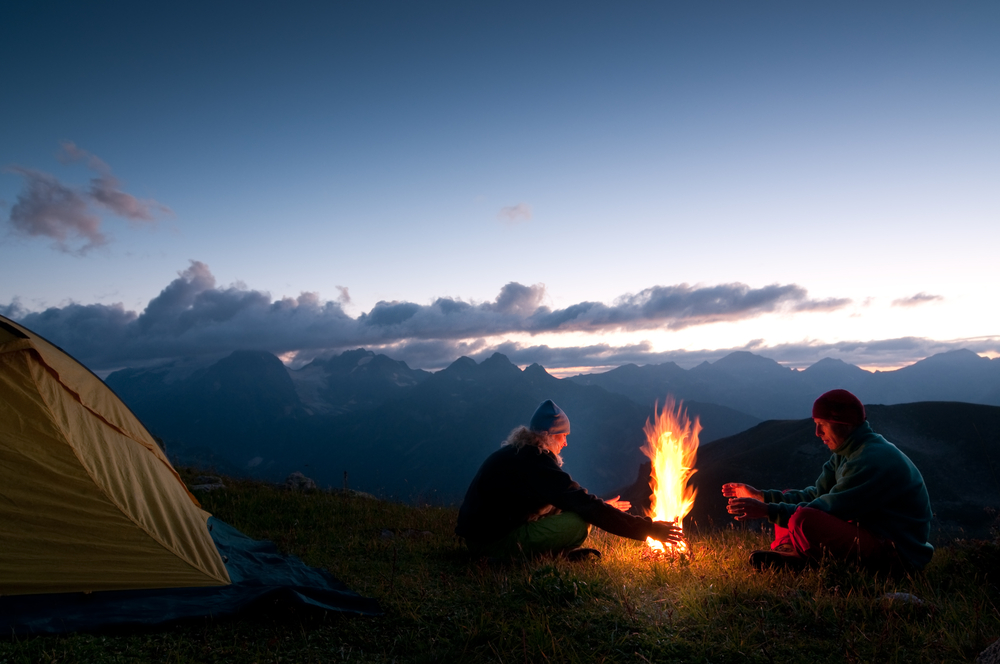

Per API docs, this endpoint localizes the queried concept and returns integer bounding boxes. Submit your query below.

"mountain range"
[108,350,756,501]
[569,349,1000,420]
[105,348,1000,510]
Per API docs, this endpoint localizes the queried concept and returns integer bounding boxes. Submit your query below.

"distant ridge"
[569,348,1000,420]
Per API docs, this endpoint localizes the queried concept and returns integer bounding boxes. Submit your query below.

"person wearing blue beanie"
[529,399,571,435]
[456,399,682,561]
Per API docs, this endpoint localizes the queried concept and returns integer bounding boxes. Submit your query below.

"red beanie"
[812,389,865,427]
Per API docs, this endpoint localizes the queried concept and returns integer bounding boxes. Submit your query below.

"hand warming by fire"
[642,397,701,554]
[456,399,683,561]
[719,389,935,574]
[722,483,768,521]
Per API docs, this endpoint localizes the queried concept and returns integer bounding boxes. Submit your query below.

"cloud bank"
[3,143,170,254]
[0,261,866,372]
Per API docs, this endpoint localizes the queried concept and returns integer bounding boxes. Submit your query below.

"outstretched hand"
[726,497,769,521]
[721,483,763,501]
[648,520,684,544]
[605,495,631,512]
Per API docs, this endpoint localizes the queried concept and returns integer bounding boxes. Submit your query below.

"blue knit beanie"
[529,400,570,434]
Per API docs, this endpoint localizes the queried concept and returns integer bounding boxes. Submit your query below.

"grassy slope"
[2,475,998,664]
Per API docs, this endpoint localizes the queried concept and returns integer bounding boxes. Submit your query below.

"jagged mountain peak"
[478,352,522,376]
[691,351,789,378]
[802,357,869,378]
[183,350,304,416]
[905,349,990,369]
[439,356,479,378]
[523,363,554,379]
[211,349,294,379]
[433,353,522,383]
[806,357,857,369]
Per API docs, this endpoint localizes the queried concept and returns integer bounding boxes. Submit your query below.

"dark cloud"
[10,261,353,368]
[136,261,218,333]
[892,293,944,308]
[3,261,864,371]
[13,301,137,363]
[5,167,106,253]
[489,282,545,315]
[0,299,26,319]
[3,143,170,253]
[363,301,423,328]
[59,142,170,223]
[527,283,842,332]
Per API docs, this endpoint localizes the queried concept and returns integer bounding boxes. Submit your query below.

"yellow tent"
[0,314,230,595]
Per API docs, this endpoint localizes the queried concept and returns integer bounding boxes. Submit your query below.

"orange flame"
[642,397,701,553]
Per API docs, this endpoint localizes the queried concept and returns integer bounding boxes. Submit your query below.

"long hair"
[502,425,564,467]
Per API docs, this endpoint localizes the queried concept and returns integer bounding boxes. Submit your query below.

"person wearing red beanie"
[811,388,866,427]
[722,389,933,573]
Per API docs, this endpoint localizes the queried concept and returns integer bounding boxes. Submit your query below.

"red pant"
[772,507,894,563]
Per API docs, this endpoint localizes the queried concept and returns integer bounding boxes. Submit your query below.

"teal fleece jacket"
[761,421,934,570]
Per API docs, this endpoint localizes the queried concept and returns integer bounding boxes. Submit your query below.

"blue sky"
[2,1,998,375]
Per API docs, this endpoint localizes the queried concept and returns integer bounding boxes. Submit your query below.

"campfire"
[642,397,701,553]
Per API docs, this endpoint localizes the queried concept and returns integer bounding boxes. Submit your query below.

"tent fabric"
[0,316,229,594]
[0,518,382,635]
[0,314,380,632]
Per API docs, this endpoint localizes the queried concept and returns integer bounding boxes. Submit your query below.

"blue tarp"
[0,518,381,636]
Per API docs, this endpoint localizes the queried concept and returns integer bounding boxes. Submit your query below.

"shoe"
[772,543,796,554]
[749,549,806,571]
[564,547,602,562]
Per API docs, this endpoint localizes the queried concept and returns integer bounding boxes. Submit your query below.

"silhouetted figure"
[456,399,682,560]
[724,389,933,573]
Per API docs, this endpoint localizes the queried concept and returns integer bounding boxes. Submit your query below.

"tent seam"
[22,347,229,586]
[0,317,201,507]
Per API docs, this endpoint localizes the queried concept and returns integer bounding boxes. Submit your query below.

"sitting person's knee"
[786,507,830,557]
[788,506,824,533]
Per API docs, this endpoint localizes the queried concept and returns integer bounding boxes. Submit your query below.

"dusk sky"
[2,1,998,376]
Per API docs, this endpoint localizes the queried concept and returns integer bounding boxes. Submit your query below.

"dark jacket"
[455,444,658,545]
[762,421,934,569]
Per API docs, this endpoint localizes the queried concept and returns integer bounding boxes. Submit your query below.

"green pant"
[471,512,591,558]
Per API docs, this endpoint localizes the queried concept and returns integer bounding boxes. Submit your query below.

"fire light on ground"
[642,396,701,553]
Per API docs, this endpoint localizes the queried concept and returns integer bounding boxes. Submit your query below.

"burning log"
[642,397,701,554]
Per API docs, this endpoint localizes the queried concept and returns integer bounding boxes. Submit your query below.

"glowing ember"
[642,396,701,553]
